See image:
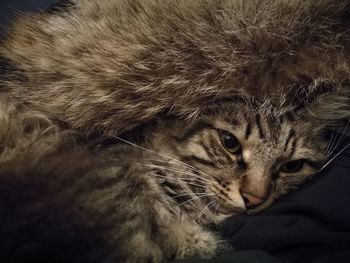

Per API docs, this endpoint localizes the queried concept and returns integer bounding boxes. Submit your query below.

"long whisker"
[325,128,341,160]
[94,157,203,189]
[176,193,215,208]
[213,203,221,225]
[171,192,212,199]
[111,135,197,170]
[136,162,205,181]
[319,143,350,172]
[197,200,216,221]
[152,173,209,189]
[144,157,213,179]
[324,128,335,159]
[325,121,349,160]
[98,149,213,184]
[142,163,211,181]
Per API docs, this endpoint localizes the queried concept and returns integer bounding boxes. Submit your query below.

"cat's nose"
[241,192,265,208]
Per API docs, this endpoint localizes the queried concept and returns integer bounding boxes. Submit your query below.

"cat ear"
[301,88,350,126]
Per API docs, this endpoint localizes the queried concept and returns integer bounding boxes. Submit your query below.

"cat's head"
[148,99,331,222]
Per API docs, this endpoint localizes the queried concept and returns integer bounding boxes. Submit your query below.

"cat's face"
[148,101,326,221]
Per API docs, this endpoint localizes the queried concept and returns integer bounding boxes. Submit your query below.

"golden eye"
[280,159,304,173]
[219,130,241,154]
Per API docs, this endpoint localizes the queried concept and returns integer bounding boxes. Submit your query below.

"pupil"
[283,160,303,172]
[225,136,237,149]
[225,135,237,149]
[219,130,241,154]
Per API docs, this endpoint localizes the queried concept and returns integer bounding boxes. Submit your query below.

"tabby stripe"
[178,122,214,141]
[284,129,295,152]
[199,140,217,161]
[289,138,297,158]
[182,156,217,167]
[255,114,265,139]
[212,183,232,201]
[244,123,252,140]
[229,118,239,126]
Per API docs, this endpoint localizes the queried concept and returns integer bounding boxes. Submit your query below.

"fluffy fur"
[0,1,350,262]
[1,0,349,136]
[0,100,328,262]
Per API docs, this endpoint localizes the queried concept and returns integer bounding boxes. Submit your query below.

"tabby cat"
[0,99,327,262]
[0,0,349,262]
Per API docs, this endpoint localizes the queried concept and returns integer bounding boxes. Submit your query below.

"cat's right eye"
[280,159,305,173]
[219,130,241,154]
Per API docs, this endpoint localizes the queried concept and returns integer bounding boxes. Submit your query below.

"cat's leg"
[101,193,218,262]
[113,228,165,263]
[159,220,221,260]
[100,195,168,263]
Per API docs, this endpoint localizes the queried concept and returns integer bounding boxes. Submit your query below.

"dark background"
[0,0,57,25]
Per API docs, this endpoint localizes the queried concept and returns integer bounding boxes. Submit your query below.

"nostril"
[241,192,265,208]
[242,196,250,206]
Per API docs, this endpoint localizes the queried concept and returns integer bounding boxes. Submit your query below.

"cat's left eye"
[280,159,304,173]
[219,130,241,154]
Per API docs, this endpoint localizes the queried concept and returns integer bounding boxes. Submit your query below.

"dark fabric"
[178,250,281,263]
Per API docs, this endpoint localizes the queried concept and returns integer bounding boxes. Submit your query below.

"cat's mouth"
[209,194,246,215]
[215,203,246,215]
[211,192,276,216]
[246,194,276,215]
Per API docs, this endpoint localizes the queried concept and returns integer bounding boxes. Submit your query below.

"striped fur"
[0,0,349,136]
[0,100,328,262]
[0,1,349,262]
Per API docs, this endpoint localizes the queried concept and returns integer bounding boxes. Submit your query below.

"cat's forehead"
[202,101,284,126]
[196,103,323,164]
[201,101,320,142]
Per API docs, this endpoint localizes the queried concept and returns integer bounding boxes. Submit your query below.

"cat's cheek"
[209,181,246,215]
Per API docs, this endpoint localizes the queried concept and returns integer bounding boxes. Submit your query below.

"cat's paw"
[171,223,219,259]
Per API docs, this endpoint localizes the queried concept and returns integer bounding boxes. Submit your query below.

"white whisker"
[152,173,209,189]
[197,200,216,221]
[319,143,350,172]
[138,162,205,181]
[213,203,221,225]
[171,192,211,199]
[111,135,197,170]
[324,128,335,159]
[176,193,215,208]
[142,164,212,182]
[325,121,349,160]
[145,157,213,179]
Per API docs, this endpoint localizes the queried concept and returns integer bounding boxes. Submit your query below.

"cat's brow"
[284,128,295,152]
[288,137,297,158]
[182,156,217,168]
[178,121,214,141]
[255,114,265,139]
[244,123,252,140]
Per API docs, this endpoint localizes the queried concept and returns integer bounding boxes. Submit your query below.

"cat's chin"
[216,203,246,216]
